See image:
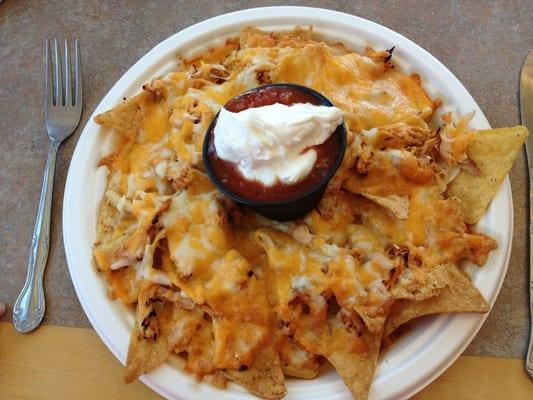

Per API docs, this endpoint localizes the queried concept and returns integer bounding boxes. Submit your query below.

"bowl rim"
[202,83,347,206]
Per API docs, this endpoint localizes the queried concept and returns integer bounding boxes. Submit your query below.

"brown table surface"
[0,0,532,364]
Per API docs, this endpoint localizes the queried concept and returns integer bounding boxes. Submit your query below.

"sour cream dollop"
[213,103,343,186]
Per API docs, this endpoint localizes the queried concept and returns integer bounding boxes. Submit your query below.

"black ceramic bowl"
[202,83,347,221]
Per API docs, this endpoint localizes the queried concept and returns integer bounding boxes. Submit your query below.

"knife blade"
[520,51,533,378]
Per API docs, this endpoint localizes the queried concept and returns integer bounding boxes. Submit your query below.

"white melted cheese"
[145,269,173,286]
[383,149,407,167]
[155,160,168,178]
[214,103,342,186]
[360,127,379,145]
[291,275,312,291]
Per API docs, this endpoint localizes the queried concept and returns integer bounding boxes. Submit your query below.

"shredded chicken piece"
[191,62,230,84]
[98,153,116,168]
[137,284,196,340]
[210,371,228,389]
[165,162,194,192]
[355,143,373,175]
[414,128,441,158]
[397,153,436,185]
[385,245,408,290]
[337,308,366,336]
[317,190,351,219]
[374,123,430,150]
[142,82,165,102]
[438,112,476,167]
[418,197,497,267]
[365,46,395,72]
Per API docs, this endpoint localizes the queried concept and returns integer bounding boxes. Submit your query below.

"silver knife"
[520,51,533,378]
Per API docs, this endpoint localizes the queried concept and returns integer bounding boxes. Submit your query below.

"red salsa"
[206,86,342,202]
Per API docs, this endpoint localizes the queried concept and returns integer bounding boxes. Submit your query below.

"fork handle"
[13,141,59,333]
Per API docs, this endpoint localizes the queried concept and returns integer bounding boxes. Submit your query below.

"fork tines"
[46,38,82,108]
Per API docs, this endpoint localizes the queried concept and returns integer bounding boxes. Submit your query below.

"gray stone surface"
[0,0,531,359]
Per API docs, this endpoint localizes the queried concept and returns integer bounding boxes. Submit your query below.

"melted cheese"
[160,191,273,366]
[140,102,169,142]
[93,27,498,377]
[271,44,433,132]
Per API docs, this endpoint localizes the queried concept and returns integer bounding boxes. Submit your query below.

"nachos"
[92,27,528,399]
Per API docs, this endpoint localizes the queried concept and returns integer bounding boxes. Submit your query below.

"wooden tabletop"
[0,0,532,398]
[1,323,532,399]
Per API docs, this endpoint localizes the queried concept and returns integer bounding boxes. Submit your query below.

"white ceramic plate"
[63,6,513,400]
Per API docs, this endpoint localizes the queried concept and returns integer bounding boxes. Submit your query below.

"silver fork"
[12,39,82,333]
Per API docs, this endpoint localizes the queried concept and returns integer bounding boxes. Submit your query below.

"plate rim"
[63,6,513,400]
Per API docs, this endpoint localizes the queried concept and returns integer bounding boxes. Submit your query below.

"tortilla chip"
[327,329,382,400]
[183,316,218,377]
[390,263,450,301]
[282,364,318,380]
[93,191,142,302]
[94,180,132,263]
[239,26,314,49]
[293,313,382,400]
[94,92,148,132]
[446,126,528,224]
[360,192,410,220]
[125,320,173,382]
[353,304,388,334]
[212,318,271,370]
[384,264,489,337]
[94,88,163,141]
[278,335,320,379]
[224,346,287,400]
[126,294,202,382]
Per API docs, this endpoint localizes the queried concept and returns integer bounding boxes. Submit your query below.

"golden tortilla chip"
[278,335,320,379]
[94,180,133,264]
[384,264,489,337]
[327,329,382,400]
[94,87,165,142]
[446,126,528,224]
[224,346,287,400]
[360,192,410,220]
[126,289,202,382]
[212,318,271,370]
[239,26,313,49]
[94,194,142,303]
[282,364,318,380]
[353,304,388,335]
[125,320,173,383]
[293,313,382,400]
[183,316,218,378]
[390,263,450,301]
[94,92,150,133]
